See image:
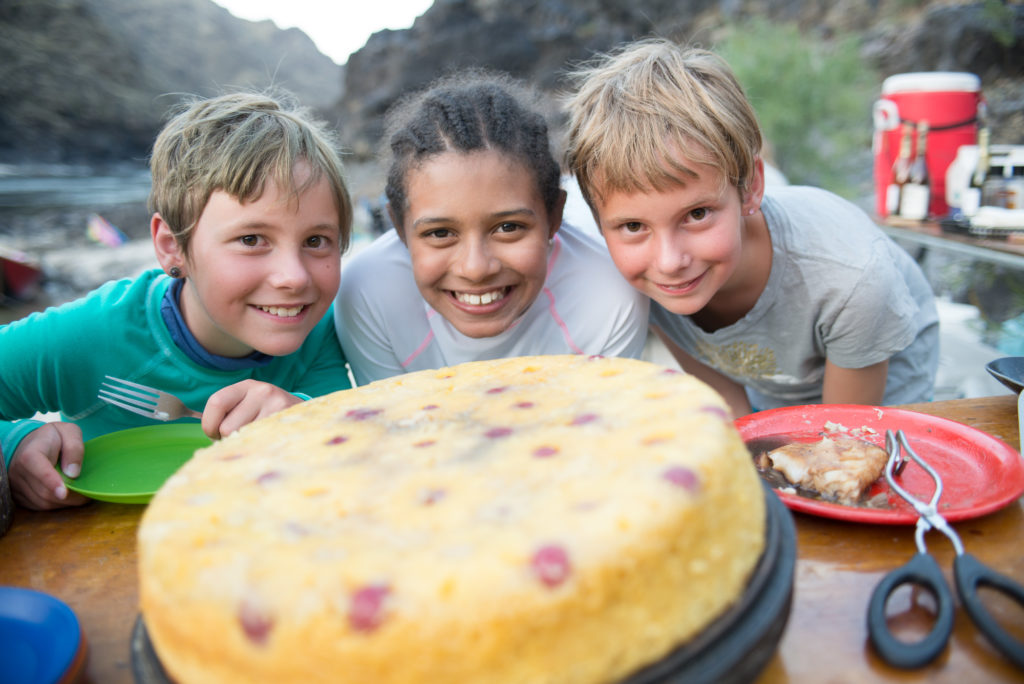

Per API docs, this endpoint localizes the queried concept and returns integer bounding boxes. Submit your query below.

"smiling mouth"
[257,304,305,317]
[657,272,704,293]
[451,288,509,306]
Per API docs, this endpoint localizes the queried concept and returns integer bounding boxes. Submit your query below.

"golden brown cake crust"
[138,355,765,684]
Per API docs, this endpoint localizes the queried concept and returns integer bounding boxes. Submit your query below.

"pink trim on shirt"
[547,233,562,269]
[542,235,582,353]
[403,309,437,368]
[543,286,584,354]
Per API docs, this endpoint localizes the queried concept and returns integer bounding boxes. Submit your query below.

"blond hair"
[564,39,763,206]
[148,91,352,256]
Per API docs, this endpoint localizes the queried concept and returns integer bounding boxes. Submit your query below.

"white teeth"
[456,289,505,306]
[259,305,303,317]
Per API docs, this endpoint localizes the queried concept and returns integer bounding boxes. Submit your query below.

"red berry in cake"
[238,599,273,645]
[532,544,572,587]
[514,401,534,409]
[700,405,729,420]
[256,470,282,486]
[662,466,699,491]
[327,435,348,445]
[419,488,446,505]
[532,446,559,458]
[485,427,513,439]
[346,408,382,421]
[486,386,508,394]
[570,413,598,426]
[348,584,391,632]
[283,521,311,539]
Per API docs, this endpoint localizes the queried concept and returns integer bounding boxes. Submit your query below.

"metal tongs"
[867,429,1024,670]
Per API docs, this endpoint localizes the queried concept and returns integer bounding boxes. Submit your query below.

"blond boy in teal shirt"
[1,91,353,509]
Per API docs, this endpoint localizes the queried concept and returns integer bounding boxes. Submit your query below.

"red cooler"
[872,72,982,219]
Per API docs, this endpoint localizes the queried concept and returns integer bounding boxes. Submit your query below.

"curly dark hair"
[382,70,562,229]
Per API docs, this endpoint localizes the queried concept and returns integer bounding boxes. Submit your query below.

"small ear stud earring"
[169,266,182,278]
[748,208,756,216]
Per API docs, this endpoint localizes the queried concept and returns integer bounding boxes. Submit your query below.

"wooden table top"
[1,394,1021,683]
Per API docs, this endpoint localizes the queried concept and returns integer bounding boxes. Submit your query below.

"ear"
[742,157,766,215]
[548,189,567,240]
[151,213,187,277]
[387,203,407,245]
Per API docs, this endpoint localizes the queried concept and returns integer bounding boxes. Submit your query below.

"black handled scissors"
[867,429,1024,670]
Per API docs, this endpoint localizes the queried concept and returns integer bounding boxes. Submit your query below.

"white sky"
[212,1,435,64]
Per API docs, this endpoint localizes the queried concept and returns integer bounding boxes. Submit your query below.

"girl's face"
[395,150,564,339]
[153,162,341,358]
[592,160,764,320]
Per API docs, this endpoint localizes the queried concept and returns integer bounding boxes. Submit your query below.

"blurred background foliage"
[717,18,878,198]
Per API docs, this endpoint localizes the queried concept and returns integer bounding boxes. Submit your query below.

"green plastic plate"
[63,424,211,504]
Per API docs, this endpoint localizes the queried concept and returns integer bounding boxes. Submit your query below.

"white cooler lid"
[882,72,980,94]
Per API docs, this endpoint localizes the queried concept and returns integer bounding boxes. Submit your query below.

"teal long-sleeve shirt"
[0,269,352,467]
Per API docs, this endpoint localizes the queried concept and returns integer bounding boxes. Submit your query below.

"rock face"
[334,0,1024,159]
[1,0,1020,166]
[0,0,342,163]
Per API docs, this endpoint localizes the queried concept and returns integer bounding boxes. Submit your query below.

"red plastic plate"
[735,404,1024,524]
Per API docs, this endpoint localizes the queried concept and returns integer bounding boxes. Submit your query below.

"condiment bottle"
[963,108,990,216]
[899,121,930,220]
[886,122,914,217]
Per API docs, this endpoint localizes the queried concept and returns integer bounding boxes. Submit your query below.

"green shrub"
[716,18,879,197]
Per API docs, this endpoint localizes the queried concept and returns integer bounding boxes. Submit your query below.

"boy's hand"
[202,380,303,440]
[8,422,89,510]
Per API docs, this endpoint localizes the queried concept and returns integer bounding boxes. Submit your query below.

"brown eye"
[690,208,708,221]
[240,235,259,246]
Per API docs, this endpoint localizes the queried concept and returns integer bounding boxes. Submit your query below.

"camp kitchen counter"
[1,394,1021,683]
[881,217,1024,270]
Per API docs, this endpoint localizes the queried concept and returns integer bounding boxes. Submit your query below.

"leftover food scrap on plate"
[754,436,889,507]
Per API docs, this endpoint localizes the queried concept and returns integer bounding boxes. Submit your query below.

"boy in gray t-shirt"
[564,39,938,416]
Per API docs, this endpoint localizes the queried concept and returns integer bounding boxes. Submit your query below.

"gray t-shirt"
[651,186,939,409]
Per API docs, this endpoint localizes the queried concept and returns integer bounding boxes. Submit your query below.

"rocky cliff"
[335,0,1024,160]
[0,0,342,164]
[1,0,1021,170]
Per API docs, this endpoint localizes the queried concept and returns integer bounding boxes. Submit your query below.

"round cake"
[137,355,766,684]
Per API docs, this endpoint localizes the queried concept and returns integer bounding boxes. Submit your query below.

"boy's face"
[171,163,341,358]
[591,162,759,319]
[394,150,564,339]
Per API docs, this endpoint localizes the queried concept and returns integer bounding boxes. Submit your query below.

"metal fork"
[98,375,203,421]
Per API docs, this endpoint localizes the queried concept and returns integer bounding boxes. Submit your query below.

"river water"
[0,164,153,243]
[0,164,157,321]
[0,163,152,209]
